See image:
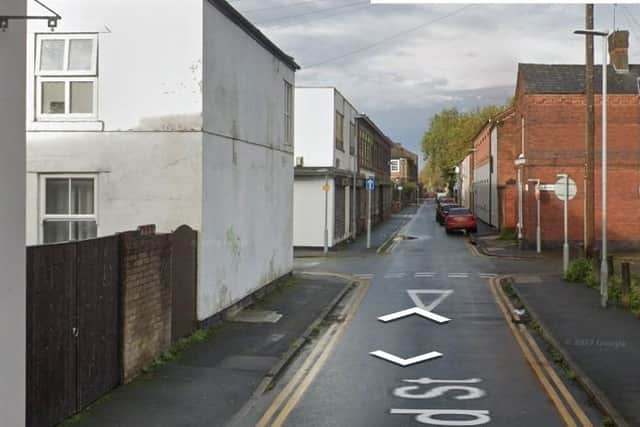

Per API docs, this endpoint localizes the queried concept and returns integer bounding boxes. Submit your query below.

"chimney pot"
[609,30,629,73]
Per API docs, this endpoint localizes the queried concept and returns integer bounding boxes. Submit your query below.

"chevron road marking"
[370,350,443,367]
[377,307,450,324]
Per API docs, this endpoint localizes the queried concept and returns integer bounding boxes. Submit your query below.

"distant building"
[356,115,393,232]
[25,0,299,321]
[390,143,419,211]
[293,87,359,248]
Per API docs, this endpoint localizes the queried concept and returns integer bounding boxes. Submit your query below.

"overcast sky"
[231,1,640,168]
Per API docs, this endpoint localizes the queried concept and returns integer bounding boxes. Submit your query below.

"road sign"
[554,176,577,201]
[322,183,330,192]
[366,178,375,191]
[539,184,555,191]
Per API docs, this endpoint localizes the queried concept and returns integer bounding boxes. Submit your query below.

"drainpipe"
[352,121,359,240]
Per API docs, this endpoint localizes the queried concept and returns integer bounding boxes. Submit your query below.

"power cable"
[254,0,369,24]
[302,4,473,69]
[267,3,370,29]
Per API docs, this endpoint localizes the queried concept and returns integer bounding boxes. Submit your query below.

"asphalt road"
[278,203,568,426]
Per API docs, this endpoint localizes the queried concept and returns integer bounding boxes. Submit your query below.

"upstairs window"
[284,81,293,146]
[391,159,400,173]
[349,122,356,155]
[36,34,98,120]
[335,112,344,151]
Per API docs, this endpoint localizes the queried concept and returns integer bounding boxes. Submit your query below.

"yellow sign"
[322,184,330,192]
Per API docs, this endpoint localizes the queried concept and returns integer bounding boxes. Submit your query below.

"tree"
[420,103,510,190]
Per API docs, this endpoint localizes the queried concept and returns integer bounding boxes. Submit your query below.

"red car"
[445,208,477,234]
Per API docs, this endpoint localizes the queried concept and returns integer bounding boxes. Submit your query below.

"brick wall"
[517,93,640,248]
[119,226,172,383]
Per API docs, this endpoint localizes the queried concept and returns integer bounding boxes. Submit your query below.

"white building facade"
[0,1,26,425]
[293,87,359,248]
[26,0,298,321]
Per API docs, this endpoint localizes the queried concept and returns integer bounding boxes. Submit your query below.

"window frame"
[35,33,98,77]
[349,122,356,156]
[36,76,98,121]
[35,33,99,121]
[284,80,293,146]
[335,112,344,151]
[39,174,99,244]
[390,159,401,173]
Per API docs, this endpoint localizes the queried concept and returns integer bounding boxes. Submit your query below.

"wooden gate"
[27,236,120,427]
[171,225,198,342]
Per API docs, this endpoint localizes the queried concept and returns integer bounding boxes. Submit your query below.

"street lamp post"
[574,29,609,307]
[528,178,541,254]
[557,173,570,273]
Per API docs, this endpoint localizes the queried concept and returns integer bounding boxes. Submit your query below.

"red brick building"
[513,63,640,249]
[469,108,519,229]
[390,143,419,211]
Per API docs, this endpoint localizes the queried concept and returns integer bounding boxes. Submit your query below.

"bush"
[498,228,517,241]
[564,258,593,283]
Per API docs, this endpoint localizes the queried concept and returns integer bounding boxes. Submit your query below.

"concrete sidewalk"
[512,275,640,426]
[65,273,353,427]
[294,205,417,257]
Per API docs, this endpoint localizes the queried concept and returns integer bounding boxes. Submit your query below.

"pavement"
[512,274,640,426]
[293,206,417,258]
[66,273,352,427]
[236,202,599,426]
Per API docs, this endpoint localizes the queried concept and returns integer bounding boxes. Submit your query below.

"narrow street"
[248,202,591,426]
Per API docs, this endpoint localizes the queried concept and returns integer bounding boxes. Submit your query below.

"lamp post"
[574,29,609,307]
[557,173,570,273]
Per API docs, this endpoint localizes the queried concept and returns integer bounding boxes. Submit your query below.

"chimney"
[609,30,629,73]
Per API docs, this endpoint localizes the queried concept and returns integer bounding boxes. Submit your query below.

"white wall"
[26,0,203,131]
[200,1,295,320]
[0,0,26,424]
[333,89,358,173]
[293,178,333,247]
[294,88,334,167]
[26,132,202,244]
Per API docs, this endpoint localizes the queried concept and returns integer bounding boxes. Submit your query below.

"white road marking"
[355,274,374,279]
[402,378,482,385]
[384,272,406,279]
[448,273,470,278]
[378,307,450,324]
[478,273,497,279]
[415,272,437,278]
[394,384,486,400]
[407,289,453,312]
[390,409,491,426]
[370,350,443,367]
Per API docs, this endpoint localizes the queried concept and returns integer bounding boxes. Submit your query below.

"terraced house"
[25,0,299,321]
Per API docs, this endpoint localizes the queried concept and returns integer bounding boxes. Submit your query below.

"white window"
[40,175,98,244]
[391,159,401,173]
[36,34,98,120]
[284,81,293,146]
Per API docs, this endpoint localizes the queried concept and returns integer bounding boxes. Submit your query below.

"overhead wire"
[266,3,371,30]
[302,4,473,69]
[254,0,369,24]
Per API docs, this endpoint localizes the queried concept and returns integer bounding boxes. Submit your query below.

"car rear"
[445,208,477,233]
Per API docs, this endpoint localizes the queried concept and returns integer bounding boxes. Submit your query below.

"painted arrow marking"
[378,307,450,324]
[370,350,443,367]
[407,289,453,312]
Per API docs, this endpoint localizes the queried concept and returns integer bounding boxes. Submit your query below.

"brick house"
[390,143,419,211]
[356,115,393,232]
[513,63,640,249]
[468,107,520,229]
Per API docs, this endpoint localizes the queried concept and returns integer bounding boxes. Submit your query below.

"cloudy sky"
[231,1,640,168]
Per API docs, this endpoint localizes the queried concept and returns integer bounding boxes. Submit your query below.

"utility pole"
[584,3,595,257]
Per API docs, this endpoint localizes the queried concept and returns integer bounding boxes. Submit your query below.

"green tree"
[420,103,510,190]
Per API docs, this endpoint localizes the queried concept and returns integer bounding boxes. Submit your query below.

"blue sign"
[366,178,376,191]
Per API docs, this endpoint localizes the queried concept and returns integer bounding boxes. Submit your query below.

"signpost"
[366,178,375,249]
[555,174,576,274]
[528,179,542,253]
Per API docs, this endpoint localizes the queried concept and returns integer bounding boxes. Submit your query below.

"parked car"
[445,208,477,234]
[436,203,459,225]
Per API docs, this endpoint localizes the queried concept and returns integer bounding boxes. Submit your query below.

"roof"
[356,114,393,145]
[518,63,640,94]
[391,143,418,162]
[206,0,300,71]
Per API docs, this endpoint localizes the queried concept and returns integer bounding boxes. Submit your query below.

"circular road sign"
[554,176,577,201]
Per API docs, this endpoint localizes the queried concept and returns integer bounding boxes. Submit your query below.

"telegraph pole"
[584,4,596,257]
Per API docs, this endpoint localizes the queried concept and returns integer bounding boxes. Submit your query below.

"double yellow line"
[257,279,370,427]
[489,278,593,427]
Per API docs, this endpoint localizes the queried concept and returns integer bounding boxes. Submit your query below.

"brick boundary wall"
[119,225,172,383]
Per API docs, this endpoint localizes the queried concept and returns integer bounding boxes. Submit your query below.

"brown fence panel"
[27,243,78,427]
[76,236,120,408]
[171,225,198,342]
